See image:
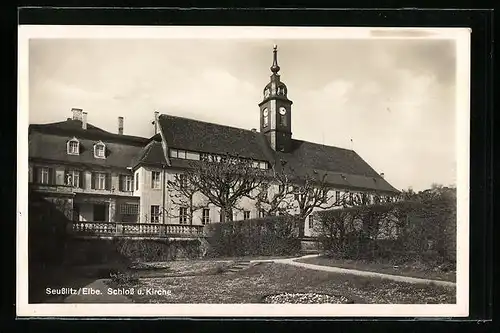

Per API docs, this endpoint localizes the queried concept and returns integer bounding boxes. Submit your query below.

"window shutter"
[118,175,123,191]
[33,167,39,183]
[79,171,85,188]
[106,173,111,190]
[49,168,55,185]
[91,172,95,189]
[151,172,154,188]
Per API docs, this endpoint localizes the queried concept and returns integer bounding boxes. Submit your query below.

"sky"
[28,36,457,191]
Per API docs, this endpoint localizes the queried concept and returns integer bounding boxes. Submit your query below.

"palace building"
[28,46,399,238]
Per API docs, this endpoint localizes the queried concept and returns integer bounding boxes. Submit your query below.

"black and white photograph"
[17,25,470,317]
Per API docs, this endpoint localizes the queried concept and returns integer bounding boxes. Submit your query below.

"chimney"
[380,172,385,179]
[82,112,88,130]
[118,116,124,135]
[154,110,159,134]
[71,108,83,121]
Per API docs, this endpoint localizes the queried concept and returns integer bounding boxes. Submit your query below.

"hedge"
[314,197,456,266]
[28,191,70,267]
[205,216,301,257]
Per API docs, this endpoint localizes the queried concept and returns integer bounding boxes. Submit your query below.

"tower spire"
[271,44,280,74]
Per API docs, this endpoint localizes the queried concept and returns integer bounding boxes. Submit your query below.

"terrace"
[67,221,206,240]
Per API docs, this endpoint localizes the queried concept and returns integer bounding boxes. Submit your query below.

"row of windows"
[67,138,106,159]
[169,149,269,170]
[35,167,394,205]
[148,171,188,190]
[277,186,394,205]
[149,206,254,224]
[33,167,134,192]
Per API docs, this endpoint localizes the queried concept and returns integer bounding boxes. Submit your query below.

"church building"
[28,46,400,238]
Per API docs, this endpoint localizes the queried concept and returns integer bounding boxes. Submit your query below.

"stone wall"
[63,238,204,266]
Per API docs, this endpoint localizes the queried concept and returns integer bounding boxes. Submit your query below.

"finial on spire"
[271,44,280,74]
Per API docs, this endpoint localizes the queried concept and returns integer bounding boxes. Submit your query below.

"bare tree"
[184,153,266,222]
[166,173,209,225]
[253,166,295,217]
[285,171,348,237]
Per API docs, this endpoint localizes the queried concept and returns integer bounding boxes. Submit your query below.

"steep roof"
[158,114,400,194]
[29,119,148,170]
[158,114,270,161]
[29,119,149,146]
[131,140,167,168]
[274,141,398,193]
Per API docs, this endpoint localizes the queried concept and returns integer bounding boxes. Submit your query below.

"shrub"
[28,191,70,267]
[206,216,301,257]
[113,238,201,262]
[315,196,456,267]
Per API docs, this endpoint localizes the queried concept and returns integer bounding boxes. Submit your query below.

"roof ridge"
[291,138,355,153]
[29,122,150,142]
[160,114,356,152]
[141,140,156,162]
[160,113,259,134]
[30,119,107,132]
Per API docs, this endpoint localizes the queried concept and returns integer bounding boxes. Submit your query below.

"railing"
[29,183,137,197]
[30,183,75,195]
[69,221,205,238]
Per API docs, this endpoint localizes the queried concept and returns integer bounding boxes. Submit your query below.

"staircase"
[300,237,321,256]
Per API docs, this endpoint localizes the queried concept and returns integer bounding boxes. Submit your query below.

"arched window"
[67,137,80,155]
[94,141,106,159]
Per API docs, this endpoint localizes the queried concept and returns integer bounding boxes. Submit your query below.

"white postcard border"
[17,25,471,318]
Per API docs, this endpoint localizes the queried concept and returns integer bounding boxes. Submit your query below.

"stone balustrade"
[69,221,205,238]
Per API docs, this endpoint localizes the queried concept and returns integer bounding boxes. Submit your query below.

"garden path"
[251,254,456,288]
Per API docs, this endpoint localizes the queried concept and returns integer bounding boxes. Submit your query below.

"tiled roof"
[29,120,148,170]
[131,140,167,168]
[158,114,270,161]
[29,119,149,146]
[29,116,399,194]
[158,114,400,194]
[273,141,399,193]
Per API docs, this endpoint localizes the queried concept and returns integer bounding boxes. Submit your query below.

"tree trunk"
[297,216,306,238]
[189,200,193,225]
[220,206,233,223]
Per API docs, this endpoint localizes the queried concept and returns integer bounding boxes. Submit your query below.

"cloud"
[28,38,457,191]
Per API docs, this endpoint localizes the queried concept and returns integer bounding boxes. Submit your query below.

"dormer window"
[67,138,80,155]
[94,141,106,159]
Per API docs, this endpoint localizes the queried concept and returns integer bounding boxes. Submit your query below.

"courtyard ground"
[104,261,455,304]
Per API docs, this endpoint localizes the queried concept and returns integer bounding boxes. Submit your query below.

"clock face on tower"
[279,107,287,115]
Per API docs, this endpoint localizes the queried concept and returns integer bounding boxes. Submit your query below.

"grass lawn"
[295,256,456,282]
[108,262,456,304]
[129,260,235,277]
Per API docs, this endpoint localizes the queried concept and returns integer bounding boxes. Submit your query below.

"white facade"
[135,165,394,236]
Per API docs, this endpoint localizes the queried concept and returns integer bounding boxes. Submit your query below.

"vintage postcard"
[17,25,470,317]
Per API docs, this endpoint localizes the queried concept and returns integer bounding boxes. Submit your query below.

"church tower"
[259,45,293,153]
